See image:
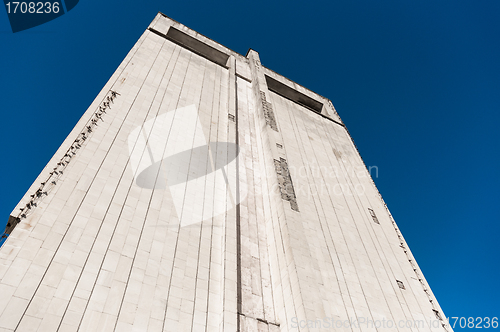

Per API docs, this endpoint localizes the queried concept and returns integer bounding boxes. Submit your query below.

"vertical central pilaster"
[244,49,311,331]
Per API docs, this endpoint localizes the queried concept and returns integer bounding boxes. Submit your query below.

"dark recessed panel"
[149,27,230,68]
[265,75,323,113]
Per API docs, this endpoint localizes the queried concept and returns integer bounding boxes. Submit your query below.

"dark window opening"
[148,27,230,68]
[368,208,380,224]
[265,75,323,113]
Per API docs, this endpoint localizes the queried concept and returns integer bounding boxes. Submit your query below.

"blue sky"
[1,0,499,328]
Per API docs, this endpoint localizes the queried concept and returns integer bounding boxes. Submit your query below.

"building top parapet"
[154,12,342,123]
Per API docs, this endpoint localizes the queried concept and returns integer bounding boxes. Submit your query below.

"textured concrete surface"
[0,13,451,332]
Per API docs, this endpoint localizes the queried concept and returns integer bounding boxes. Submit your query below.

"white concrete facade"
[0,13,452,332]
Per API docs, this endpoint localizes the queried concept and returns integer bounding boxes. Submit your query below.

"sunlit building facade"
[0,13,451,332]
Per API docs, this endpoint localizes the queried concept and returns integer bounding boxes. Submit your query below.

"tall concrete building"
[0,13,451,332]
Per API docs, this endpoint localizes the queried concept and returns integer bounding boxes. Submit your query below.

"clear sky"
[1,0,499,329]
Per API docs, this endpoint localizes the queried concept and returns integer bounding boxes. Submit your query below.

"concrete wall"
[0,13,450,332]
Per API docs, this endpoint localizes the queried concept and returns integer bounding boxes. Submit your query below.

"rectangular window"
[265,75,323,113]
[148,27,230,68]
[368,208,380,224]
[397,280,405,290]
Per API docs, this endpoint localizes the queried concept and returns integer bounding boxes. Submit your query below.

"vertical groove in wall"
[235,62,242,332]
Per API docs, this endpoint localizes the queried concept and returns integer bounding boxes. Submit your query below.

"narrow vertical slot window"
[368,208,380,224]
